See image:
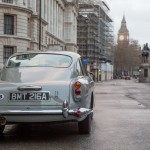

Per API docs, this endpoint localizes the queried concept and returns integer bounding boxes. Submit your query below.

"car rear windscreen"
[7,53,72,68]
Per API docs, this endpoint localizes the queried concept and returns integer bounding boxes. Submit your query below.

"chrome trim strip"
[0,110,62,115]
[17,85,42,91]
[0,108,91,116]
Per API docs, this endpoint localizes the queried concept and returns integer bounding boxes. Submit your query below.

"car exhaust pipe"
[0,117,7,126]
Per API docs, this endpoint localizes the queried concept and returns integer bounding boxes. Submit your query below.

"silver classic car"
[0,51,94,134]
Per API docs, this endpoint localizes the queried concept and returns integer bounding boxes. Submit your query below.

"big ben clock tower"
[118,15,129,45]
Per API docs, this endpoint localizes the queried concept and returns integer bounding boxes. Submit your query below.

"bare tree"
[114,39,141,76]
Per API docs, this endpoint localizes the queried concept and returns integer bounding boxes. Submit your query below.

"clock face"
[119,35,124,40]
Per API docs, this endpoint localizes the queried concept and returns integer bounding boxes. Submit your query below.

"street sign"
[83,59,88,65]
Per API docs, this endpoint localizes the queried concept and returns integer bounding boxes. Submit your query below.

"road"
[1,79,150,150]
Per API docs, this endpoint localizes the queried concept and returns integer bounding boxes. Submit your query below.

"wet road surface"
[1,79,150,150]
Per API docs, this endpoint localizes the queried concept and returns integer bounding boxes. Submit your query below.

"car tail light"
[75,89,81,95]
[74,81,81,89]
[74,82,81,95]
[76,110,81,116]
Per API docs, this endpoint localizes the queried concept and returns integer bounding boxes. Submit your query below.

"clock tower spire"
[118,15,129,45]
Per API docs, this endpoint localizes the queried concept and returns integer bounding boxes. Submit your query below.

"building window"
[27,18,31,37]
[45,36,47,45]
[144,69,148,77]
[37,23,39,41]
[2,0,13,3]
[42,27,44,43]
[3,46,14,64]
[23,0,26,5]
[4,15,14,35]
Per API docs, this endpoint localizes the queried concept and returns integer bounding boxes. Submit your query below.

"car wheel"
[0,125,5,134]
[90,95,94,120]
[78,114,91,134]
[91,110,94,120]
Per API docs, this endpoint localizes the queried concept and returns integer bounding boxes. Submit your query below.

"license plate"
[10,92,50,101]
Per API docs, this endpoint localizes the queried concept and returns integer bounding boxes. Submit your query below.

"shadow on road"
[0,121,95,144]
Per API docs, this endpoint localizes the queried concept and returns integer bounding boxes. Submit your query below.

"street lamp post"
[97,59,99,82]
[86,20,89,70]
[85,19,91,71]
[85,38,88,69]
[94,35,99,82]
[39,0,42,50]
[94,36,96,81]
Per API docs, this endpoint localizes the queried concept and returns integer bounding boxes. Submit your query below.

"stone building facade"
[0,0,78,67]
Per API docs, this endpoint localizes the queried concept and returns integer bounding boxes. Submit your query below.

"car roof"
[11,50,81,59]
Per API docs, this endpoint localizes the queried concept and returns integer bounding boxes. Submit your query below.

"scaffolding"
[77,0,114,71]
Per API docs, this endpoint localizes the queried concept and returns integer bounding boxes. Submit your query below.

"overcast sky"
[106,0,150,48]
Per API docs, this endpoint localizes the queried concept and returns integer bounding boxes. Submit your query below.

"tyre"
[78,114,91,134]
[90,99,94,120]
[91,110,94,120]
[0,125,5,134]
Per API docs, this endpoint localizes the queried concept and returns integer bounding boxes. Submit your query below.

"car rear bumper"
[0,108,92,125]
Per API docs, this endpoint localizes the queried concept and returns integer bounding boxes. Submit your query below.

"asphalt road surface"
[1,79,150,150]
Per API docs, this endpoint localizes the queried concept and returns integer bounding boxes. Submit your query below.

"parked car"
[0,51,95,134]
[121,76,125,79]
[125,76,131,80]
